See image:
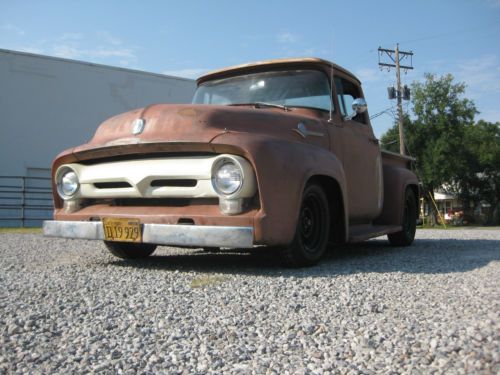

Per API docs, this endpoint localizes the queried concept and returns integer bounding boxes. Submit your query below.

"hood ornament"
[132,118,146,135]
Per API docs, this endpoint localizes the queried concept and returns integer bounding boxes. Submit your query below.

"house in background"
[430,190,495,225]
[434,191,460,222]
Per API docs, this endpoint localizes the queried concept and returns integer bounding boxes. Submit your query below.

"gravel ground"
[1,229,499,374]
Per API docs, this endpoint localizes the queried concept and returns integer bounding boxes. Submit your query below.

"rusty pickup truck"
[43,58,419,267]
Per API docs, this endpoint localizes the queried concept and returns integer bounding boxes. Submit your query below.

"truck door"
[331,76,383,221]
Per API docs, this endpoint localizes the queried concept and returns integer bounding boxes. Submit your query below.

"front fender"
[211,132,348,245]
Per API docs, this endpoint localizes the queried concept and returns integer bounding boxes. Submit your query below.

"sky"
[1,0,500,137]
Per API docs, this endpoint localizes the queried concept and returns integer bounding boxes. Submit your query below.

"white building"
[0,49,196,226]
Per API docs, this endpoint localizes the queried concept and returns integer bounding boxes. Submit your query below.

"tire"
[388,188,417,246]
[281,184,330,267]
[104,241,157,259]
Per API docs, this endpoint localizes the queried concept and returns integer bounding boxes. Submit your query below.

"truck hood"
[76,104,329,152]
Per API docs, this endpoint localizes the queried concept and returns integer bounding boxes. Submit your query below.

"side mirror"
[344,98,367,121]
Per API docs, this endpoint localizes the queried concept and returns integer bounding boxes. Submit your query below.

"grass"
[190,275,226,289]
[0,227,43,234]
[417,225,500,230]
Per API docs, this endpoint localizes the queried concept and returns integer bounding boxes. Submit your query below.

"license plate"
[102,218,142,243]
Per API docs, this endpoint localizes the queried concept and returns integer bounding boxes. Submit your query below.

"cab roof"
[197,57,360,85]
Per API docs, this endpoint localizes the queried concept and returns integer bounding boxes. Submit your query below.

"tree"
[380,73,478,224]
[463,120,500,223]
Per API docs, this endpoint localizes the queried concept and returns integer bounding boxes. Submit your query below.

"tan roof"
[197,57,360,84]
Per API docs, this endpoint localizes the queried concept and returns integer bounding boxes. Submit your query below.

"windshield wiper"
[228,102,289,111]
[254,102,289,111]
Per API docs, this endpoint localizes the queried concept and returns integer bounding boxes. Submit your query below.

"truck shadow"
[106,238,500,277]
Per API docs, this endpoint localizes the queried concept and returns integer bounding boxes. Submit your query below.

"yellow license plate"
[102,218,142,243]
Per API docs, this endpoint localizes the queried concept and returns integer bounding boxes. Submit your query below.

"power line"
[369,106,395,120]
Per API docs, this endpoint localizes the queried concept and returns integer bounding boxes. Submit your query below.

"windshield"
[193,70,332,111]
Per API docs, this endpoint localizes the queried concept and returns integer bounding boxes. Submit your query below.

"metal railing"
[0,176,53,227]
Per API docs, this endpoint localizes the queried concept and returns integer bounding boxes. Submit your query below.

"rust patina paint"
[50,58,418,246]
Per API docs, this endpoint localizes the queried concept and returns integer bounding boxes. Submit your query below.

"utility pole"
[378,44,413,155]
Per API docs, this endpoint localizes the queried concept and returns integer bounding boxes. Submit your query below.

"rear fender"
[374,164,419,226]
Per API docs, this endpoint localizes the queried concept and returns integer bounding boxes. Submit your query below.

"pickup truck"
[43,57,419,267]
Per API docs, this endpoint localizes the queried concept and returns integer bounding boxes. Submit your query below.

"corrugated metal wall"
[0,49,196,226]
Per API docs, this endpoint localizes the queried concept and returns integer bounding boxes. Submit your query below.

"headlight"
[56,167,80,199]
[212,161,243,195]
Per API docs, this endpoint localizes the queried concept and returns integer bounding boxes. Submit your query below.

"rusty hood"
[74,103,329,154]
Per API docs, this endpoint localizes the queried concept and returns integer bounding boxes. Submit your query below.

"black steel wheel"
[282,184,330,267]
[388,188,417,246]
[104,241,157,259]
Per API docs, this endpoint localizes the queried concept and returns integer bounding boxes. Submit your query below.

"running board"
[348,224,402,243]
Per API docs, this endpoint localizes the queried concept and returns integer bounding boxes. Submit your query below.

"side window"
[335,77,366,124]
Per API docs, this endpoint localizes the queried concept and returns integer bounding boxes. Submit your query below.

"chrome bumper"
[43,220,254,248]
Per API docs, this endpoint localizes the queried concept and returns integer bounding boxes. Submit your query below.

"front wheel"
[388,188,417,246]
[104,241,157,259]
[281,184,330,267]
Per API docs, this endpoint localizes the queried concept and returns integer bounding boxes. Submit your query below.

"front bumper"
[43,220,254,248]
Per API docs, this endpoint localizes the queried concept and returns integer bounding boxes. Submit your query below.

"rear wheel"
[104,241,157,259]
[388,189,417,246]
[281,184,330,267]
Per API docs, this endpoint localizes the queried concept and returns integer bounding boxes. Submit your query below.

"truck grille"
[94,182,132,189]
[67,157,218,199]
[150,179,198,187]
